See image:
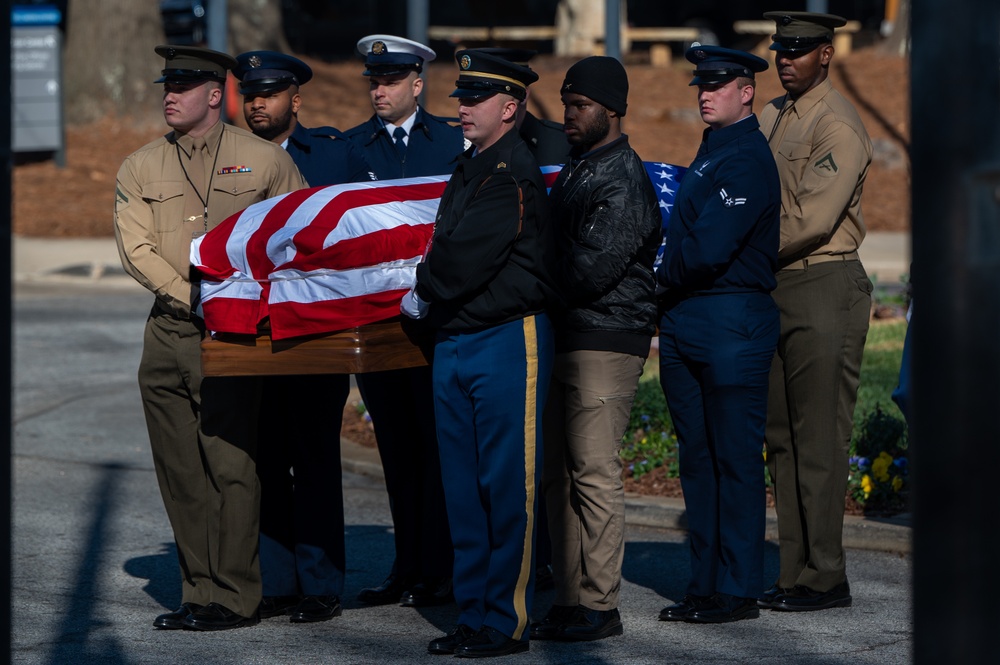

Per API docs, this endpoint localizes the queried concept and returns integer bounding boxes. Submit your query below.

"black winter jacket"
[415,129,556,331]
[548,135,661,356]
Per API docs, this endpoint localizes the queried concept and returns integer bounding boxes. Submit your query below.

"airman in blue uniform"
[345,35,464,610]
[656,45,780,624]
[233,50,375,624]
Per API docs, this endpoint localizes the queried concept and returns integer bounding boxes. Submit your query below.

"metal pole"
[407,0,430,108]
[1,2,14,659]
[912,0,1000,662]
[206,0,227,54]
[806,1,829,13]
[407,0,429,46]
[605,0,621,61]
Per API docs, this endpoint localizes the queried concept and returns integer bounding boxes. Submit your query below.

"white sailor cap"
[356,34,436,76]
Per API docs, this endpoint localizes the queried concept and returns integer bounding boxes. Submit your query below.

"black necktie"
[393,126,407,158]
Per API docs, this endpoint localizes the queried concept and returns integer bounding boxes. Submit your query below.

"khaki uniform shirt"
[114,121,305,318]
[758,78,872,265]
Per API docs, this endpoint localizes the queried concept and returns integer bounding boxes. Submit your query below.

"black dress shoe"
[757,583,792,610]
[181,602,259,631]
[400,577,453,607]
[153,602,202,630]
[427,623,477,655]
[259,595,299,619]
[289,595,342,623]
[453,625,529,658]
[357,574,414,605]
[529,604,577,640]
[557,606,623,641]
[772,580,852,612]
[685,594,760,623]
[658,594,712,621]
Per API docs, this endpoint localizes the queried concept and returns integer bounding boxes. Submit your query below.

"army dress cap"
[686,44,769,86]
[154,45,237,84]
[450,49,538,102]
[357,34,436,76]
[764,11,847,52]
[474,47,538,67]
[233,51,313,95]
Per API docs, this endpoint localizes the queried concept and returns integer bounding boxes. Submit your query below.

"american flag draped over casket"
[191,163,684,341]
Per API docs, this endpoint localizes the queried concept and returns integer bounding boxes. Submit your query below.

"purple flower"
[849,456,859,466]
[893,457,908,469]
[857,457,870,469]
[641,414,651,423]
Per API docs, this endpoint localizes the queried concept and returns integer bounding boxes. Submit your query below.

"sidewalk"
[13,233,912,555]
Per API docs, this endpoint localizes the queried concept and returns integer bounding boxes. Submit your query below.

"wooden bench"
[620,27,701,67]
[733,19,862,57]
[427,25,559,44]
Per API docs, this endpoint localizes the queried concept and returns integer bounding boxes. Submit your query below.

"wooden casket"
[201,319,432,377]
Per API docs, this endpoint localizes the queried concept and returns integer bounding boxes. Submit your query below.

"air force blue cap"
[233,51,313,95]
[685,44,769,86]
[450,49,539,101]
[357,34,436,76]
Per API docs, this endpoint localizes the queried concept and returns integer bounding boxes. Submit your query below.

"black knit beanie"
[560,56,629,116]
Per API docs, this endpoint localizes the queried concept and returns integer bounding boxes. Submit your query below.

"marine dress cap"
[154,45,237,84]
[686,44,769,86]
[233,51,313,95]
[449,49,539,101]
[357,34,436,76]
[764,11,847,52]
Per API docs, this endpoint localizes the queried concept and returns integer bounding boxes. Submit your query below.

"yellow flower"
[872,451,893,482]
[861,474,874,498]
[892,476,903,492]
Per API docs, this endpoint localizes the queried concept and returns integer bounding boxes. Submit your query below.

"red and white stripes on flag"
[191,176,449,339]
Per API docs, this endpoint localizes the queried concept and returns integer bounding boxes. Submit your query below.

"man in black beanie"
[531,55,661,642]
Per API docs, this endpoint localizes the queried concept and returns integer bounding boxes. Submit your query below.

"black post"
[2,1,15,658]
[912,1,1000,662]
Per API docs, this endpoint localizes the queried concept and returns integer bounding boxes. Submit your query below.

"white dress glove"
[400,286,430,319]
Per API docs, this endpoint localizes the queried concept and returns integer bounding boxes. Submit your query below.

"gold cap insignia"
[248,55,262,68]
[372,41,386,55]
[460,54,471,70]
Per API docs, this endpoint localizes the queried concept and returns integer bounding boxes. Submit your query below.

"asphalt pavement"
[10,234,913,664]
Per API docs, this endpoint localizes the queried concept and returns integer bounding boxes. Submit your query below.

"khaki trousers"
[766,261,872,592]
[542,349,645,610]
[139,307,262,617]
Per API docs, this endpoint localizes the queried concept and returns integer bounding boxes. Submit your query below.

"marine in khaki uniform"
[114,45,305,631]
[756,12,874,613]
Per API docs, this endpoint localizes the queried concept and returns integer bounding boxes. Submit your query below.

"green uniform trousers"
[766,260,872,592]
[139,304,263,617]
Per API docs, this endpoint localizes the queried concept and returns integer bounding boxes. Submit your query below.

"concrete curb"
[340,438,911,555]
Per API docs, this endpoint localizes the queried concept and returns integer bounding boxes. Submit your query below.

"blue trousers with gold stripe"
[433,313,554,642]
